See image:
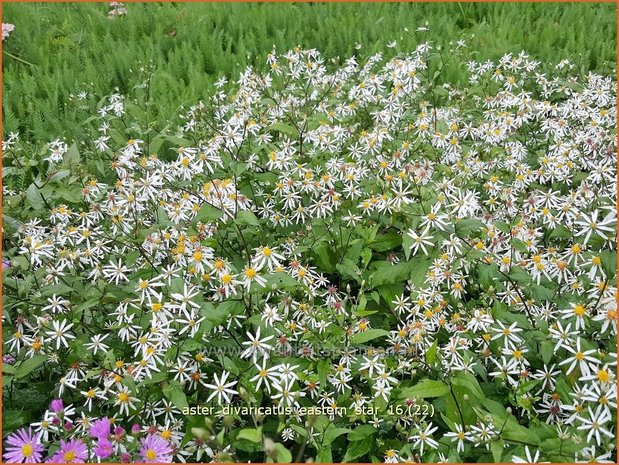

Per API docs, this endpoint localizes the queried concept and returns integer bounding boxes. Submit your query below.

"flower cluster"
[4,404,174,463]
[3,41,616,463]
[2,23,15,41]
[108,2,127,19]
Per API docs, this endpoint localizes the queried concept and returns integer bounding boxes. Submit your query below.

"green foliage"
[3,3,616,143]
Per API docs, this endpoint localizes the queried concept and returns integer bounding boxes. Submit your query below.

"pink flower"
[3,428,44,463]
[139,434,173,463]
[2,23,15,41]
[94,439,113,459]
[46,439,88,463]
[50,399,64,414]
[89,417,110,440]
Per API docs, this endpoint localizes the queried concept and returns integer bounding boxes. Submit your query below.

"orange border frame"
[0,1,616,464]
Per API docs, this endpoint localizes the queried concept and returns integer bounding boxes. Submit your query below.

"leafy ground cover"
[1,2,617,464]
[2,2,616,143]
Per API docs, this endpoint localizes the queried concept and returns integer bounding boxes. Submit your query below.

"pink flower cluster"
[3,400,173,463]
[108,2,127,18]
[2,23,15,41]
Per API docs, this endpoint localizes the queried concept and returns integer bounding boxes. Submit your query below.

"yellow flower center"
[597,369,610,383]
[22,444,34,458]
[574,305,586,317]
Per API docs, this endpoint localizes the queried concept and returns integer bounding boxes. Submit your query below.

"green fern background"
[2,2,616,144]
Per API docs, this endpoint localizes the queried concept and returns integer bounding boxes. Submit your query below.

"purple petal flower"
[50,399,64,414]
[89,417,111,440]
[3,428,44,463]
[94,439,114,460]
[47,439,88,463]
[139,434,173,463]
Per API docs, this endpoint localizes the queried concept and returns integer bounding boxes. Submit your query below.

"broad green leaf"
[323,425,352,445]
[350,329,389,345]
[491,439,504,463]
[195,203,224,223]
[26,183,46,211]
[237,428,262,443]
[274,443,292,463]
[452,372,485,401]
[399,379,449,398]
[342,439,372,462]
[270,122,299,139]
[455,218,486,237]
[347,424,377,441]
[235,210,261,227]
[163,382,189,410]
[15,355,48,379]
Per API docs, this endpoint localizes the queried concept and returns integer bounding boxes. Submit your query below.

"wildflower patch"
[2,43,617,463]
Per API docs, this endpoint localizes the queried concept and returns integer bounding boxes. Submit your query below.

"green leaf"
[399,379,449,398]
[163,382,189,410]
[149,135,191,154]
[142,371,168,385]
[336,258,362,283]
[323,425,352,445]
[371,258,431,287]
[507,266,530,284]
[549,224,571,239]
[402,230,414,261]
[26,183,46,211]
[313,241,336,273]
[540,341,554,365]
[317,359,330,388]
[274,443,292,463]
[2,410,31,433]
[195,203,224,223]
[478,262,499,289]
[426,338,439,366]
[270,122,299,139]
[498,415,540,446]
[64,143,80,164]
[600,250,616,279]
[370,232,402,252]
[347,424,377,441]
[452,372,485,401]
[15,355,48,379]
[350,329,389,345]
[49,170,71,182]
[203,301,244,327]
[491,439,504,463]
[3,364,16,375]
[316,446,332,463]
[343,439,373,462]
[237,428,262,443]
[156,207,173,227]
[235,210,261,227]
[529,284,555,301]
[256,273,304,292]
[455,218,486,237]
